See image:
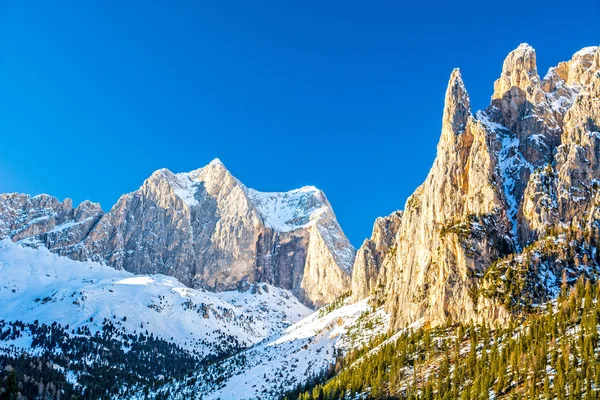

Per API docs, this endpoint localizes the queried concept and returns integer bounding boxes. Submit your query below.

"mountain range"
[0,158,354,308]
[1,42,599,399]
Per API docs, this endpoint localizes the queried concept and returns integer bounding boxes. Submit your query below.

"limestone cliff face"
[382,70,513,329]
[553,49,600,224]
[354,44,600,329]
[0,159,354,308]
[351,211,402,301]
[510,46,600,242]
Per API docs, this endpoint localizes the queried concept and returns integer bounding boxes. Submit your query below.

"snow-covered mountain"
[0,158,357,398]
[0,159,355,308]
[0,239,310,356]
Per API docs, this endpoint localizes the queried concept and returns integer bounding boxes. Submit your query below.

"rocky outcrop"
[484,44,564,242]
[553,49,600,224]
[0,159,354,308]
[351,211,401,301]
[0,194,103,246]
[513,46,599,243]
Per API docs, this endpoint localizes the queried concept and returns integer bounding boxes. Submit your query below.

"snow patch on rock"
[245,186,327,232]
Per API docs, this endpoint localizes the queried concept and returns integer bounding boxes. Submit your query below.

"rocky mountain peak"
[442,68,471,138]
[564,46,599,87]
[196,157,230,178]
[208,157,225,166]
[189,158,240,197]
[74,200,102,221]
[493,43,540,102]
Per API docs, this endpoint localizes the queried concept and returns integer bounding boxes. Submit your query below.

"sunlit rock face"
[353,45,600,329]
[351,211,402,302]
[0,159,355,308]
[382,69,512,329]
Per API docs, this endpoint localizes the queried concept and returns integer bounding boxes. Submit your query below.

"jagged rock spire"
[442,68,471,138]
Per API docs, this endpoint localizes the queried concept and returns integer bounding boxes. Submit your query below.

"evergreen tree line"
[0,319,204,399]
[287,276,600,399]
[482,223,600,313]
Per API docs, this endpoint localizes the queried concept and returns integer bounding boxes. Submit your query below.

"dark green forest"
[287,277,600,399]
[0,319,225,400]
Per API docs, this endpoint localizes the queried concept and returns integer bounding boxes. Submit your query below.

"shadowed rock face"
[353,44,600,329]
[0,159,354,308]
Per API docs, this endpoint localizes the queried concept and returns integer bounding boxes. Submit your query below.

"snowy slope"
[0,239,311,359]
[207,300,388,400]
[0,238,371,399]
[245,186,328,232]
[154,297,389,399]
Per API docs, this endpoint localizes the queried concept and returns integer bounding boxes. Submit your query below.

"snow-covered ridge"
[573,46,599,58]
[167,159,333,233]
[148,160,337,233]
[245,186,328,232]
[154,296,389,399]
[0,239,311,356]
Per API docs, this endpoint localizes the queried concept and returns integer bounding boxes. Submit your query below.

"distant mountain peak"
[208,157,225,167]
[0,159,354,308]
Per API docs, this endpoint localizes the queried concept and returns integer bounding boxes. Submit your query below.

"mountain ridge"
[0,159,355,308]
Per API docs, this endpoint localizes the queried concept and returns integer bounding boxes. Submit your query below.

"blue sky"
[0,1,598,247]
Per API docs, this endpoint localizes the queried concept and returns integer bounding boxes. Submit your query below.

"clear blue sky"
[0,1,598,246]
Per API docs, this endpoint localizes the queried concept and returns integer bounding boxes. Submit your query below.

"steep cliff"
[382,69,513,328]
[351,211,402,301]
